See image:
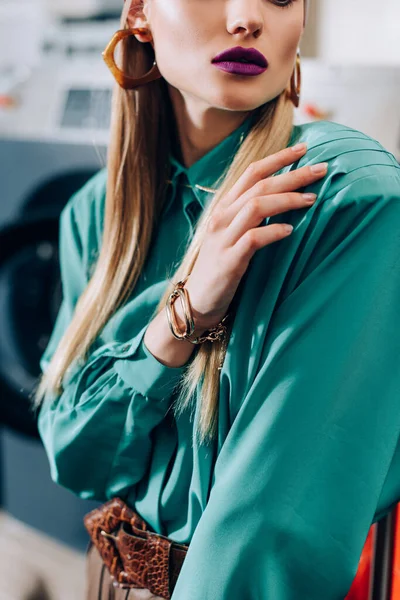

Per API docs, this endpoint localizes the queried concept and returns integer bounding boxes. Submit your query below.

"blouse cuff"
[113,331,187,401]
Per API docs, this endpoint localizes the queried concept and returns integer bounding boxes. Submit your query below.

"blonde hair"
[33,1,296,446]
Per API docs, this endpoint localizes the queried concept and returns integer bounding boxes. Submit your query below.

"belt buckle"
[100,527,132,589]
[100,529,118,543]
[99,524,174,598]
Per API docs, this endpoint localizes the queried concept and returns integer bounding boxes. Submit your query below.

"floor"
[0,510,86,600]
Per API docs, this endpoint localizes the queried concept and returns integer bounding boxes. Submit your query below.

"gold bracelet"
[166,283,195,340]
[185,314,230,345]
[166,277,229,345]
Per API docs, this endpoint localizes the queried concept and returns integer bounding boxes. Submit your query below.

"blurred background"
[0,0,399,598]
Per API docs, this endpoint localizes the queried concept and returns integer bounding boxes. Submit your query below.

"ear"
[124,0,148,29]
[125,0,152,43]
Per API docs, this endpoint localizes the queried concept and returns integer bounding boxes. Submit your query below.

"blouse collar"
[165,113,256,213]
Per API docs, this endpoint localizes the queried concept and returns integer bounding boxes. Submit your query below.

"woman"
[33,0,400,598]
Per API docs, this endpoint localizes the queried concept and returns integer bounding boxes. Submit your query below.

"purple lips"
[212,62,267,76]
[212,46,268,67]
[212,46,268,77]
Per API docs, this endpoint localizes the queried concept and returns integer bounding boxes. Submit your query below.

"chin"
[209,91,268,112]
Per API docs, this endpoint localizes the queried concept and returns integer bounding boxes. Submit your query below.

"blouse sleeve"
[37,189,186,502]
[170,171,400,600]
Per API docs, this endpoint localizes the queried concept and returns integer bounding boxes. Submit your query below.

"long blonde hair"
[32,1,296,446]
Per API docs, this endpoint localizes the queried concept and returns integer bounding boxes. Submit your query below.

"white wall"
[316,0,400,65]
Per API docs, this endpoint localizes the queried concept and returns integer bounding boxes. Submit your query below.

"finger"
[235,222,295,261]
[257,162,328,197]
[225,192,317,247]
[218,143,309,210]
[225,162,327,220]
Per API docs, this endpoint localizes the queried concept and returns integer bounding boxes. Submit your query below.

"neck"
[168,87,252,169]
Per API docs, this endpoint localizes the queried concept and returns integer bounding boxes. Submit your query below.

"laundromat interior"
[0,0,399,598]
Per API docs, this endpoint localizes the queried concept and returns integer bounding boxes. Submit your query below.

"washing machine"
[0,17,117,551]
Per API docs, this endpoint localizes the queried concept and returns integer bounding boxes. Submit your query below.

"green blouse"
[38,114,400,600]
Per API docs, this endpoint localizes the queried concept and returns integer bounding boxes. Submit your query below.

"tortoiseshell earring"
[102,28,162,89]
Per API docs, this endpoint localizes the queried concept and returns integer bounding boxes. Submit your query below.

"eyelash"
[273,0,295,8]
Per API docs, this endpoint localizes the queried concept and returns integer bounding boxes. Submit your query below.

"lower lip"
[212,61,267,76]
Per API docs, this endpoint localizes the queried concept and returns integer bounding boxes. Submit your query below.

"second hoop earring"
[286,51,301,108]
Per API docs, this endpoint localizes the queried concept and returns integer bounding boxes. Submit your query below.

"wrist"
[143,308,196,368]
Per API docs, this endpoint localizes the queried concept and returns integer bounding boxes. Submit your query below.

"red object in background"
[302,102,333,121]
[390,505,400,600]
[343,504,400,600]
[0,94,17,108]
[346,525,376,600]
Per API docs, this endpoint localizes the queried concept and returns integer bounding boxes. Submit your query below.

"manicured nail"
[310,162,328,174]
[292,143,307,152]
[302,193,317,203]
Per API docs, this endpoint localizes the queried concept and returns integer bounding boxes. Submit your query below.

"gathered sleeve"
[37,188,186,502]
[171,172,400,600]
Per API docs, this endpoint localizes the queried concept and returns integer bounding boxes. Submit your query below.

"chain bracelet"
[184,314,230,344]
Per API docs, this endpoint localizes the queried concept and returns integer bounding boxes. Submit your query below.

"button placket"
[184,200,202,232]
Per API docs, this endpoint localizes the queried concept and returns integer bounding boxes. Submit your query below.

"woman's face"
[129,0,304,113]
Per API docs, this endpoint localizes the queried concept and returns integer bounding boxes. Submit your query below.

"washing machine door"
[0,215,60,438]
[0,169,97,439]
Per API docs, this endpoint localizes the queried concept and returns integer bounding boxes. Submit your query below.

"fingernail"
[292,143,307,152]
[302,193,317,203]
[310,162,328,174]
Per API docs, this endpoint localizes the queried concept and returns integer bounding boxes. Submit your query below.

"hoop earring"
[285,51,301,108]
[102,28,162,90]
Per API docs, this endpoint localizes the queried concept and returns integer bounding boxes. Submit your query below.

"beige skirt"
[85,542,165,600]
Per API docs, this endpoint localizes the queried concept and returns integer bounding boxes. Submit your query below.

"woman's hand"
[185,143,328,331]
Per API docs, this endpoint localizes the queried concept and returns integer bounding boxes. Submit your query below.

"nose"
[226,0,263,38]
